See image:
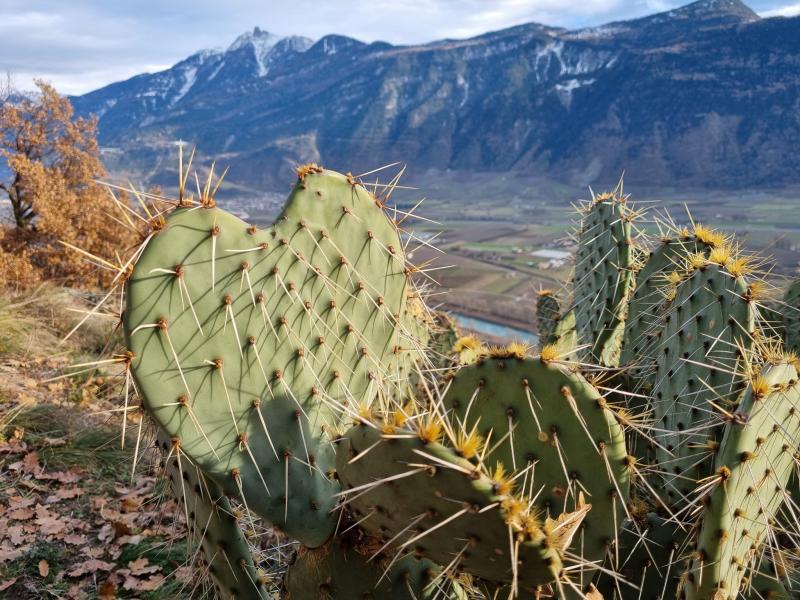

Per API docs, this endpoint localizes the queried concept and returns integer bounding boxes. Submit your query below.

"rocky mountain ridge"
[71,0,800,191]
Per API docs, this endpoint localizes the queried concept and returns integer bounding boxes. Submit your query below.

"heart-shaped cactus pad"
[124,167,419,546]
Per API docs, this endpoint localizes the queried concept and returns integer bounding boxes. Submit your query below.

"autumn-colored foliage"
[0,81,136,289]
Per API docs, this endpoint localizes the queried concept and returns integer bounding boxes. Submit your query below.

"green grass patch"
[117,537,189,571]
[0,296,41,356]
[43,428,128,484]
[461,242,516,253]
[4,404,130,492]
[117,538,193,600]
[5,404,70,439]
[484,277,523,295]
[0,541,70,597]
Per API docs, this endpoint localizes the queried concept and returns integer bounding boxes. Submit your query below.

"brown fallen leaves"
[68,559,114,578]
[0,403,194,598]
[45,486,83,504]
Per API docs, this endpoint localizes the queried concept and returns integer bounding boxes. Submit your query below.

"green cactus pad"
[428,311,460,368]
[125,168,416,546]
[686,360,800,600]
[651,259,756,506]
[784,278,800,355]
[545,309,578,357]
[335,424,567,591]
[285,540,443,599]
[620,235,711,379]
[536,291,561,341]
[609,520,792,599]
[441,356,629,570]
[610,513,691,600]
[572,191,637,367]
[745,570,792,600]
[160,435,268,600]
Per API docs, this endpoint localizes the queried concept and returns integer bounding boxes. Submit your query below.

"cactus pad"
[429,311,460,367]
[441,356,629,570]
[536,290,561,341]
[284,540,444,599]
[545,309,578,357]
[572,191,637,366]
[651,258,756,505]
[124,168,416,546]
[745,570,792,600]
[784,278,800,355]
[160,435,268,599]
[612,513,690,600]
[620,234,712,378]
[686,360,800,600]
[335,423,572,591]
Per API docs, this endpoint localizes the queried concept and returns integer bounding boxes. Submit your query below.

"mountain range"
[71,0,800,194]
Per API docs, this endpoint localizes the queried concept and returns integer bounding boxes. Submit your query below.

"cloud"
[643,0,675,11]
[1,0,793,95]
[760,2,800,16]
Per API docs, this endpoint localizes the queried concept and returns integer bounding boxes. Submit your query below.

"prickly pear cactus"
[572,191,638,367]
[335,420,579,592]
[620,226,721,379]
[284,540,447,600]
[124,167,418,546]
[160,435,268,600]
[440,355,629,572]
[612,512,690,600]
[784,277,800,355]
[545,309,577,358]
[428,310,460,367]
[745,570,793,600]
[536,290,561,341]
[686,359,800,600]
[650,251,756,506]
[75,157,800,600]
[453,335,484,365]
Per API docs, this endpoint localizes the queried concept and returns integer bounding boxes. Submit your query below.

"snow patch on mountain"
[554,78,596,109]
[227,28,313,77]
[565,25,628,40]
[229,27,279,52]
[229,27,281,76]
[171,67,197,105]
[534,41,617,82]
[207,60,226,82]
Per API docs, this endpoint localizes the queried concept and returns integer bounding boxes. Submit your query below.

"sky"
[2,0,799,95]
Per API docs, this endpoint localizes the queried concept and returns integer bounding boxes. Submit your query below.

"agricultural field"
[241,169,800,340]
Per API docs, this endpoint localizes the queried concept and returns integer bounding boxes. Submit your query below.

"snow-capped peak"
[228,27,308,77]
[228,27,281,53]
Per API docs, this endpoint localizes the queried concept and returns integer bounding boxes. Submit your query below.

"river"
[452,313,539,346]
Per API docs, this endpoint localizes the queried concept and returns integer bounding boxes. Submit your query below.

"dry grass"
[0,284,113,358]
